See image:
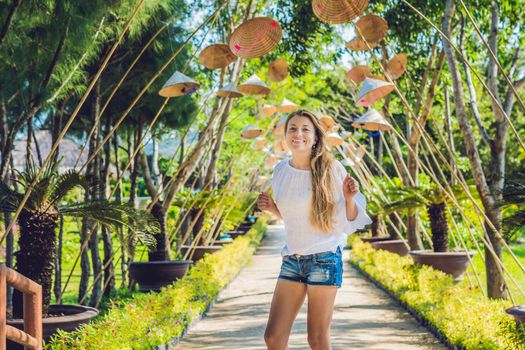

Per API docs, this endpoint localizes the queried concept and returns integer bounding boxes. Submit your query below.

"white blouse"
[271,158,372,256]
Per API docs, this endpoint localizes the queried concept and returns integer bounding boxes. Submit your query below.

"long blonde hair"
[284,109,335,232]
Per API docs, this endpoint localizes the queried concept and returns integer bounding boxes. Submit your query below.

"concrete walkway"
[175,224,445,350]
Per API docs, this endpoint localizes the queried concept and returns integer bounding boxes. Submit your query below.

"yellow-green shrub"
[350,237,525,350]
[46,219,267,350]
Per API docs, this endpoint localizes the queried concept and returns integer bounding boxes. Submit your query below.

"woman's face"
[285,115,317,153]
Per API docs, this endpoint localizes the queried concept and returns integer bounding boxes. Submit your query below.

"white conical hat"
[256,175,268,187]
[241,125,263,139]
[273,137,289,154]
[261,104,277,116]
[272,115,288,136]
[346,65,371,83]
[344,143,366,161]
[356,78,395,107]
[159,71,200,97]
[341,158,355,167]
[345,37,378,51]
[253,137,268,151]
[264,154,279,169]
[237,74,271,95]
[319,115,336,131]
[216,83,243,98]
[277,98,298,113]
[352,109,392,131]
[326,132,344,147]
[386,53,408,80]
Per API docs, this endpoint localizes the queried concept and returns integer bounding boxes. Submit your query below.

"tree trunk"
[101,114,114,298]
[148,201,169,261]
[387,213,402,239]
[53,214,64,303]
[427,202,449,252]
[13,209,58,317]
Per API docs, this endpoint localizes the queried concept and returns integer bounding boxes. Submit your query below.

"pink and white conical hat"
[356,78,394,107]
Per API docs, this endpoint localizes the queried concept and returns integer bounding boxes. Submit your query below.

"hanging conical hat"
[327,132,344,147]
[312,0,369,24]
[341,130,353,140]
[342,158,356,167]
[216,83,243,98]
[253,137,268,151]
[273,137,289,154]
[257,175,269,187]
[319,115,336,131]
[199,44,237,69]
[346,65,371,83]
[330,124,341,132]
[356,77,394,107]
[345,37,378,51]
[229,17,282,59]
[264,154,279,169]
[241,125,263,139]
[272,115,288,136]
[355,14,388,43]
[261,104,277,117]
[237,74,271,95]
[352,109,392,131]
[277,98,297,113]
[344,143,366,161]
[159,71,200,97]
[268,59,289,82]
[386,53,408,80]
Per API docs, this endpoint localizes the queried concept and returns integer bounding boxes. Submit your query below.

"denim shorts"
[278,246,343,288]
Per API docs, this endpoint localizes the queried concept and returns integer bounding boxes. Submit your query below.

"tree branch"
[0,0,21,49]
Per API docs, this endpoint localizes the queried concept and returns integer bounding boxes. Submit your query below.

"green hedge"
[349,237,525,350]
[47,219,267,350]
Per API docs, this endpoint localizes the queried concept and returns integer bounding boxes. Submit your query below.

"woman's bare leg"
[264,279,307,350]
[306,285,338,350]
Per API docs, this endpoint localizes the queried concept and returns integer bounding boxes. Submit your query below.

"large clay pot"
[179,245,222,262]
[409,250,476,281]
[235,223,253,233]
[360,236,393,243]
[7,304,98,349]
[129,260,192,292]
[506,305,525,325]
[371,239,410,256]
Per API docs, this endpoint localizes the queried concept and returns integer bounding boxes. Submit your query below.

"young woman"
[258,109,371,350]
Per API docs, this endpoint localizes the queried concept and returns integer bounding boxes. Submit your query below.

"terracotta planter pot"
[179,245,222,262]
[409,250,476,281]
[129,260,192,292]
[371,239,410,256]
[505,305,525,325]
[7,304,98,349]
[360,236,393,243]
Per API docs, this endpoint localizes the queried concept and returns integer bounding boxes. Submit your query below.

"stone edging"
[349,260,464,350]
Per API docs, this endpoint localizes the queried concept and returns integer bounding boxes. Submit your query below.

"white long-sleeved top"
[271,158,372,256]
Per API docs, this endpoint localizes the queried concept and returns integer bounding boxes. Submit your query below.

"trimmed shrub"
[350,237,525,350]
[46,219,267,349]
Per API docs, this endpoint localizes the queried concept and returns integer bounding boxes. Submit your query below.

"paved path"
[175,224,445,350]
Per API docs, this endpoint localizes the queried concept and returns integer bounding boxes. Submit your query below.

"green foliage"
[46,218,267,350]
[350,237,525,349]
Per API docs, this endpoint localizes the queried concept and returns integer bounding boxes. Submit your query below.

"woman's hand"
[257,191,280,217]
[343,174,360,202]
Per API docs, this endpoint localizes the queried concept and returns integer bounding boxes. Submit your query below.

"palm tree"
[500,170,525,243]
[0,162,157,317]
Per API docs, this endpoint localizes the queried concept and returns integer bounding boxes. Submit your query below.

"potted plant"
[0,162,157,344]
[384,181,475,280]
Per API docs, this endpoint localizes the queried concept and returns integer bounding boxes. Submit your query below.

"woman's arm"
[257,191,282,219]
[345,198,358,221]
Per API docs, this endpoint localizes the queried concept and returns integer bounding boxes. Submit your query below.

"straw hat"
[356,77,394,107]
[229,17,282,59]
[264,154,279,169]
[386,53,408,80]
[312,0,369,24]
[257,175,269,187]
[272,115,288,136]
[268,59,289,82]
[355,14,388,43]
[159,71,200,97]
[319,115,336,131]
[346,65,372,83]
[237,74,271,95]
[241,125,263,139]
[253,137,268,151]
[261,104,277,116]
[345,37,378,51]
[352,108,392,131]
[326,132,344,147]
[273,137,289,154]
[199,44,237,69]
[277,98,297,113]
[217,83,243,98]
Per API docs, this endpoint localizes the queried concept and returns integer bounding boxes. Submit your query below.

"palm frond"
[48,170,92,206]
[0,182,23,212]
